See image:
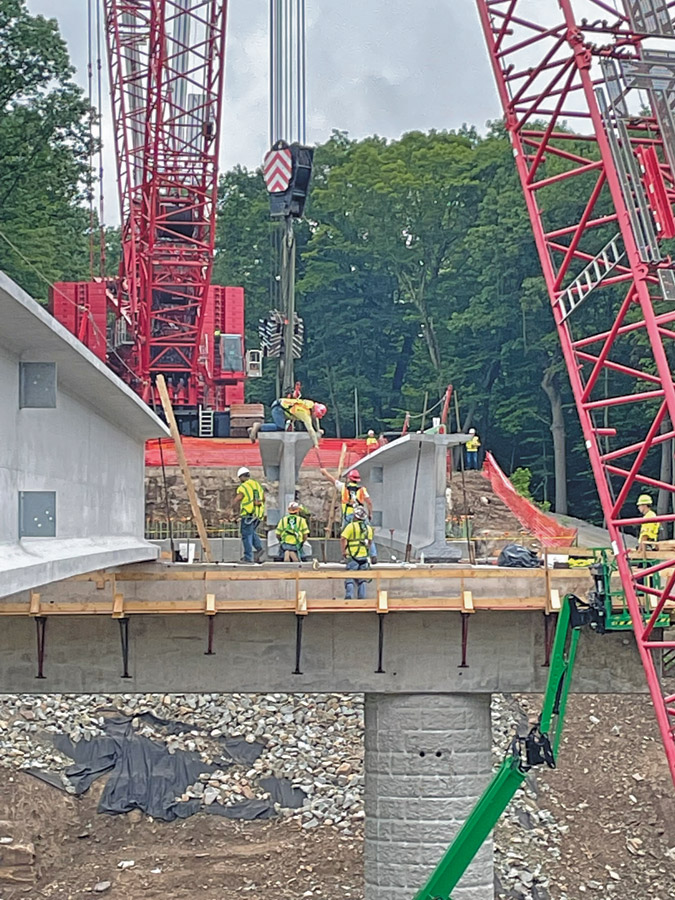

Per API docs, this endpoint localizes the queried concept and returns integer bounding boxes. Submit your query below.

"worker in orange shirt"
[320,467,378,564]
[249,397,327,448]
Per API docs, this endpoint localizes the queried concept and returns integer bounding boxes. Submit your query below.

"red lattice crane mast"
[51,0,246,416]
[476,0,675,786]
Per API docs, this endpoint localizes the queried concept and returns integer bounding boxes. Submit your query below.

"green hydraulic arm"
[413,596,582,900]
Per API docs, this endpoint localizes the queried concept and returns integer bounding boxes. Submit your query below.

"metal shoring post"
[35,616,47,680]
[376,613,386,674]
[205,616,215,655]
[459,612,470,668]
[543,613,556,667]
[118,617,132,679]
[293,614,304,675]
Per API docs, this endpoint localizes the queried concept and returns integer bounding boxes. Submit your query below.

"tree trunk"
[327,368,341,438]
[541,365,568,515]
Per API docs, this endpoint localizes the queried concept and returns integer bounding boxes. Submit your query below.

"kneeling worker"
[276,501,309,562]
[249,397,327,448]
[341,506,373,600]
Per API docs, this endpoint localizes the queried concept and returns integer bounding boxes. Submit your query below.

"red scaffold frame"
[476,0,675,786]
[104,0,228,406]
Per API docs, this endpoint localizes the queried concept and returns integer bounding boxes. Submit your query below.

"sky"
[26,0,503,225]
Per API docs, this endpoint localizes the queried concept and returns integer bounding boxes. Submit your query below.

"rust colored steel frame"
[104,1,228,405]
[476,0,675,786]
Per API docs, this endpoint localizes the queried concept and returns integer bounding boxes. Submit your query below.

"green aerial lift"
[413,553,670,900]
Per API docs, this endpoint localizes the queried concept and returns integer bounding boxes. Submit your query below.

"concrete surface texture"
[364,693,492,900]
[0,270,168,598]
[345,433,468,560]
[0,605,646,694]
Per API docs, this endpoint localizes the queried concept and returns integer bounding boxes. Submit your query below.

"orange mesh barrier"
[146,437,369,470]
[481,451,577,548]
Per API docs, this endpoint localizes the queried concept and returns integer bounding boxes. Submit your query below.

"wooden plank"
[296,590,308,615]
[112,593,125,619]
[462,590,475,613]
[205,593,216,616]
[377,590,389,613]
[155,374,213,563]
[28,592,40,616]
[323,442,347,561]
[547,588,562,613]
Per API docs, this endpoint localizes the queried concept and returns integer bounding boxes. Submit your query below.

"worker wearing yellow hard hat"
[636,493,659,553]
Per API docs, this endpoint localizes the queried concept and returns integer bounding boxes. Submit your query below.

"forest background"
[4,0,670,526]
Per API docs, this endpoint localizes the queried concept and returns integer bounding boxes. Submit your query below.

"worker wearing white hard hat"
[465,428,481,470]
[232,467,265,563]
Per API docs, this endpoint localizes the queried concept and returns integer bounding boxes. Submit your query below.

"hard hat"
[353,506,367,521]
[637,494,653,506]
[237,466,250,477]
[348,469,361,482]
[313,402,327,418]
[288,501,301,512]
[367,429,375,436]
[469,428,476,434]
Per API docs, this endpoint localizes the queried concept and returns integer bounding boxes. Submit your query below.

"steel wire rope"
[87,0,96,280]
[96,0,106,276]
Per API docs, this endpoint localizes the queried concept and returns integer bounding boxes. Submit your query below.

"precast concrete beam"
[364,693,492,900]
[258,432,313,526]
[345,434,468,561]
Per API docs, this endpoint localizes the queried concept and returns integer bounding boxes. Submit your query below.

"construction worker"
[249,397,327,448]
[320,467,378,563]
[232,467,265,563]
[275,501,309,562]
[465,428,481,470]
[636,493,660,553]
[341,506,373,599]
[365,429,378,453]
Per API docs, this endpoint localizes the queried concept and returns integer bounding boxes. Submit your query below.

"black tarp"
[41,713,302,822]
[497,543,542,568]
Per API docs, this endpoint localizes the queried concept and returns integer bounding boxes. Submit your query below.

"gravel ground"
[0,691,673,898]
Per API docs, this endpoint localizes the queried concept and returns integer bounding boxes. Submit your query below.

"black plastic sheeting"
[29,713,305,822]
[497,543,542,568]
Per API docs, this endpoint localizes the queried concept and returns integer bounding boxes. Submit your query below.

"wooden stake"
[155,374,214,563]
[323,442,347,562]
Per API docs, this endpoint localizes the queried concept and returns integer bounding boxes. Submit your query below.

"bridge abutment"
[364,692,493,900]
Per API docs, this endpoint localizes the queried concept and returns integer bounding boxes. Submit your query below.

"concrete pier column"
[364,693,493,900]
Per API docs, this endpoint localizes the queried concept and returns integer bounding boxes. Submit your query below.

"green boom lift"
[414,553,670,900]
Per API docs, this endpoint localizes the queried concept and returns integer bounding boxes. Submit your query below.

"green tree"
[0,0,92,299]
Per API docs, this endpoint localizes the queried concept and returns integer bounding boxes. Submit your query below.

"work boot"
[371,555,378,565]
[254,547,265,564]
[249,422,261,443]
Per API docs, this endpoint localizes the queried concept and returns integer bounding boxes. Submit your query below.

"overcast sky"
[26,1,502,224]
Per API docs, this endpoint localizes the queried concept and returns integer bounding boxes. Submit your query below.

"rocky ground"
[0,691,672,897]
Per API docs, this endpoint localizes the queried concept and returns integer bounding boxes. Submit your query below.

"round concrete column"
[364,692,493,900]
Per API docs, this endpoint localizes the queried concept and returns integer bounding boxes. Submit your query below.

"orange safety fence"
[481,451,577,548]
[146,437,370,470]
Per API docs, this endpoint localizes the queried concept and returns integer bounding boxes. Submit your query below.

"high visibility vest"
[237,478,265,519]
[342,521,373,559]
[341,484,368,517]
[466,435,481,452]
[276,514,308,547]
[279,397,315,420]
[366,436,378,448]
[639,510,660,544]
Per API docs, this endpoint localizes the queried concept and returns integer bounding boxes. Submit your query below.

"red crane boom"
[476,0,675,786]
[51,0,245,414]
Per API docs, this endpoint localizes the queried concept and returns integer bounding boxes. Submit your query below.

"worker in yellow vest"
[341,506,373,599]
[275,501,309,562]
[232,467,265,563]
[365,429,378,453]
[249,397,327,448]
[465,428,481,470]
[636,493,660,553]
[320,467,378,563]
